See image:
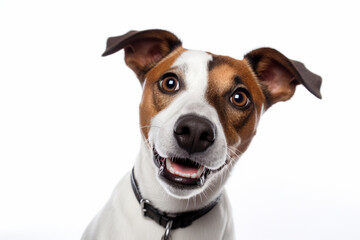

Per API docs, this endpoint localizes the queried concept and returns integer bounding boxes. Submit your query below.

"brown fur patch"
[139,47,187,140]
[207,55,266,158]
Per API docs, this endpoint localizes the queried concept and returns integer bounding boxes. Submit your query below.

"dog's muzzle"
[153,114,224,188]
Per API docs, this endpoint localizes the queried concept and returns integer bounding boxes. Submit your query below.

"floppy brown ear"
[245,48,322,107]
[102,29,182,83]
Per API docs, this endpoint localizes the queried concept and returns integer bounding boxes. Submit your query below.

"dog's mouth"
[153,149,221,188]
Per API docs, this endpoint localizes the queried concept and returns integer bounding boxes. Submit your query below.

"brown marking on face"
[207,54,266,159]
[139,47,187,140]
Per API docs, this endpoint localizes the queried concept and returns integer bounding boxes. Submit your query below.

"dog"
[81,29,322,240]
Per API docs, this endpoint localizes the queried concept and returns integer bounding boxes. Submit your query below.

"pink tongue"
[171,161,199,175]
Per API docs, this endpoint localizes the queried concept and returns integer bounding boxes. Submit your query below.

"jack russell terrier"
[81,29,322,240]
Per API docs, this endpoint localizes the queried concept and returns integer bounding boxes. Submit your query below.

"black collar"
[130,168,221,230]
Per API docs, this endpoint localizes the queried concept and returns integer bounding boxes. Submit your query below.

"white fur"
[81,50,235,240]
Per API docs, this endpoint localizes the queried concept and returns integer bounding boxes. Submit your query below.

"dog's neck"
[134,140,225,213]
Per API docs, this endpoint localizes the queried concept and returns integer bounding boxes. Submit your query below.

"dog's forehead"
[171,50,213,76]
[170,50,213,96]
[169,50,260,93]
[145,48,259,90]
[143,48,265,111]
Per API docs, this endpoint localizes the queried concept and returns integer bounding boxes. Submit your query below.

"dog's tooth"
[182,173,190,178]
[196,166,205,176]
[199,174,205,186]
[166,158,175,174]
[191,173,197,178]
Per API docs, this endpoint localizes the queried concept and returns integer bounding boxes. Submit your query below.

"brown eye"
[230,89,250,109]
[159,74,180,93]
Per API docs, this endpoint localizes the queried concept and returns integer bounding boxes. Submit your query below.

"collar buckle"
[140,198,151,216]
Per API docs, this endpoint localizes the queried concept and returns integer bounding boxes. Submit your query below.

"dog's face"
[103,30,322,199]
[141,49,266,198]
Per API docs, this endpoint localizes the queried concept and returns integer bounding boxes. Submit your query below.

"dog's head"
[103,29,322,199]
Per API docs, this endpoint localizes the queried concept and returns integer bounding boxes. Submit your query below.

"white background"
[1,0,359,239]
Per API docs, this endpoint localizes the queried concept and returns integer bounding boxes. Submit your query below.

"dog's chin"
[152,148,226,199]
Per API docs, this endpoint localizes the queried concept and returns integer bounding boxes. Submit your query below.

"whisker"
[227,147,243,159]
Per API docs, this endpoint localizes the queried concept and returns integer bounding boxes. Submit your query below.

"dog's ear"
[102,29,182,83]
[245,47,322,107]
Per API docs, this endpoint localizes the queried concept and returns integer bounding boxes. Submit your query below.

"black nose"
[173,114,216,154]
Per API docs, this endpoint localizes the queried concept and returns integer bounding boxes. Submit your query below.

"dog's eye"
[230,89,250,109]
[159,74,180,93]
